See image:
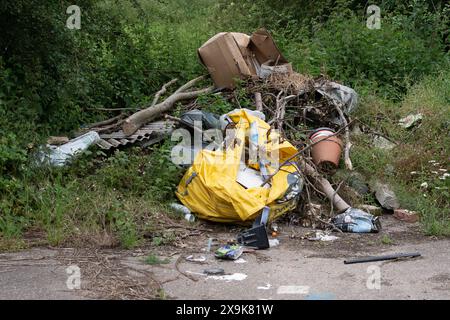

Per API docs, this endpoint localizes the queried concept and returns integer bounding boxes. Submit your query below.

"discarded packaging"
[309,128,343,172]
[219,108,265,130]
[169,203,196,222]
[399,113,423,129]
[308,231,339,242]
[332,208,381,233]
[176,109,303,223]
[198,28,288,88]
[215,244,244,260]
[186,255,206,263]
[269,239,280,247]
[180,109,221,130]
[393,209,419,223]
[259,61,293,79]
[315,80,359,117]
[36,131,100,167]
[374,183,400,210]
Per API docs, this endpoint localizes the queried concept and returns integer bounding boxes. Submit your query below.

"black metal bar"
[344,252,421,264]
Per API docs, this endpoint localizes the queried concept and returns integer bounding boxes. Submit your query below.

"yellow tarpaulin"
[176,109,302,224]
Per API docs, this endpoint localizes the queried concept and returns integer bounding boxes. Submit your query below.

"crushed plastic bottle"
[169,203,196,223]
[249,121,259,164]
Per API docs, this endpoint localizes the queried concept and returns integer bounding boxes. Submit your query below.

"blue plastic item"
[332,208,381,233]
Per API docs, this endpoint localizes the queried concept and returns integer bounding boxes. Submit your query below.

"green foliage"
[144,253,170,265]
[151,231,176,246]
[380,234,394,245]
[0,0,449,248]
[196,93,234,115]
[0,143,184,247]
[214,0,448,98]
[98,144,183,201]
[352,70,450,236]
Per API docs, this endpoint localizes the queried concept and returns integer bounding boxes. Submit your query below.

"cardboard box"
[249,29,287,67]
[198,28,289,89]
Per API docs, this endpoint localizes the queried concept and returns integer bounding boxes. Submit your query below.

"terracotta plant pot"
[309,128,343,172]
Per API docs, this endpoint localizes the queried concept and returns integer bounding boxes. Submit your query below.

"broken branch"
[150,78,178,108]
[255,92,263,111]
[300,159,350,213]
[335,104,353,170]
[122,76,213,135]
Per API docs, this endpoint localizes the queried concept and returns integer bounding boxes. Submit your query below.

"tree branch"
[150,78,178,108]
[122,76,213,136]
[335,104,353,170]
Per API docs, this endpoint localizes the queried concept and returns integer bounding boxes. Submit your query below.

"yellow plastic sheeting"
[175,109,301,224]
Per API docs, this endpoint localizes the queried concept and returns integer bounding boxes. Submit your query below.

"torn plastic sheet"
[176,109,303,224]
[180,109,221,130]
[315,81,358,125]
[332,208,381,233]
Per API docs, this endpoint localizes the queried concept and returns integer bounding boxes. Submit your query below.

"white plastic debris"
[259,62,292,79]
[169,203,196,222]
[399,113,423,129]
[185,255,206,262]
[308,231,339,242]
[36,131,100,167]
[257,283,272,290]
[269,239,280,247]
[276,285,310,295]
[440,173,450,180]
[234,258,247,264]
[316,81,359,116]
[206,238,213,253]
[207,273,247,282]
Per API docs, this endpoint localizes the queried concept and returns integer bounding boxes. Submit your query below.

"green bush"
[213,0,448,98]
[1,0,449,246]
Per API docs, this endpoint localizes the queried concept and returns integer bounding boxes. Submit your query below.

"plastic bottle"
[249,121,259,164]
[170,203,196,222]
